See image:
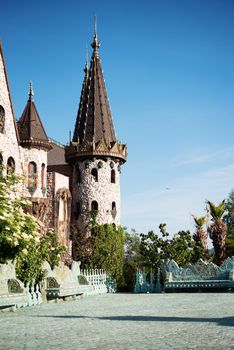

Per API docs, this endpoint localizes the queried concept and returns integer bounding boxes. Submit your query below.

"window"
[91,200,98,211]
[7,157,15,176]
[111,202,117,219]
[0,105,5,133]
[59,196,66,221]
[75,201,81,219]
[76,166,81,183]
[91,168,98,182]
[41,163,45,189]
[28,161,37,190]
[111,169,115,183]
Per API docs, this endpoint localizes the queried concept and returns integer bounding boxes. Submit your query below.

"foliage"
[139,226,196,270]
[89,223,125,287]
[70,224,92,268]
[224,189,234,256]
[207,200,227,265]
[207,200,226,221]
[192,215,208,260]
[121,229,143,292]
[0,173,65,284]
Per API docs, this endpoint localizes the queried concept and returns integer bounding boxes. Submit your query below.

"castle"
[0,28,127,259]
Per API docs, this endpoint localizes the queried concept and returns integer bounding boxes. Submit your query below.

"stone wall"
[0,47,21,175]
[72,158,121,233]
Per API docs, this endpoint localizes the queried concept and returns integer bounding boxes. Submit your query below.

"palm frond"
[192,215,206,229]
[207,200,226,221]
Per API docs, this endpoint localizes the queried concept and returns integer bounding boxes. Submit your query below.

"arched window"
[41,163,45,189]
[7,157,15,176]
[91,168,98,182]
[76,166,81,183]
[0,105,5,133]
[75,201,81,219]
[111,202,117,219]
[59,194,67,221]
[111,169,115,183]
[28,161,37,190]
[0,153,3,175]
[91,200,98,211]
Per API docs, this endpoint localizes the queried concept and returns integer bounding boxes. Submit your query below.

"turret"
[65,22,127,241]
[18,82,51,199]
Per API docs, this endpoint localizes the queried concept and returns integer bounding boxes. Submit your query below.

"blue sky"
[1,0,234,236]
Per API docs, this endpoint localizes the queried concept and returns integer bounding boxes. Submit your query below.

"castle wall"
[72,159,121,233]
[0,49,21,175]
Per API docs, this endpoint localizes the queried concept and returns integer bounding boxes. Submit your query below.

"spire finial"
[94,15,97,36]
[91,15,100,52]
[29,81,34,101]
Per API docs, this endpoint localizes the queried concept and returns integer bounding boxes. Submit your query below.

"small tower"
[65,24,127,239]
[18,82,51,223]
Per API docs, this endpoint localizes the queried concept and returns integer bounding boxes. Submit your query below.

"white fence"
[80,269,108,293]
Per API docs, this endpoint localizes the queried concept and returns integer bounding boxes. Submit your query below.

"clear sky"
[1,0,234,236]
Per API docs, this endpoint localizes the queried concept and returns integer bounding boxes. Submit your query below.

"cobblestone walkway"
[0,293,234,350]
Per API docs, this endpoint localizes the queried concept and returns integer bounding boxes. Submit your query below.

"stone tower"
[65,27,127,238]
[17,83,52,223]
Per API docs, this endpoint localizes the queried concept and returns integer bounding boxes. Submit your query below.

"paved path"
[0,293,234,350]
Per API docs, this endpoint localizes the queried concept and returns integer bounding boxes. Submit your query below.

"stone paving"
[0,293,234,350]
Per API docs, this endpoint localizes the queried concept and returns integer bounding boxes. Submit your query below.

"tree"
[192,215,208,261]
[122,229,143,291]
[89,223,125,287]
[207,200,227,265]
[224,190,234,256]
[139,225,197,270]
[70,224,92,268]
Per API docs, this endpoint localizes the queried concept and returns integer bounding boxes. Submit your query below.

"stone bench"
[45,276,94,301]
[162,257,234,293]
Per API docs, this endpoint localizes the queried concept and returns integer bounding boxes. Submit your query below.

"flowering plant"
[0,173,65,283]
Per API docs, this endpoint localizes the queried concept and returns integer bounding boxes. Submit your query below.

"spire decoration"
[28,81,34,101]
[91,16,100,53]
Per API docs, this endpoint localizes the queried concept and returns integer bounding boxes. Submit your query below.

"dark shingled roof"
[17,83,51,151]
[47,140,67,166]
[72,31,116,145]
[65,29,127,164]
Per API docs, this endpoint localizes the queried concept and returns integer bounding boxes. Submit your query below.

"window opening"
[91,168,98,182]
[7,157,15,176]
[111,169,115,183]
[0,105,5,133]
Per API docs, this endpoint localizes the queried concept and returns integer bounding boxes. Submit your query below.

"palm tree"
[192,215,208,252]
[207,200,227,265]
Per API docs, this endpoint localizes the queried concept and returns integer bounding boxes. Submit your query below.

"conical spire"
[66,22,127,164]
[72,20,116,145]
[17,82,51,151]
